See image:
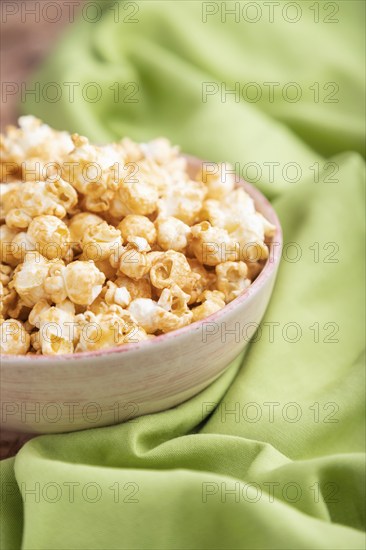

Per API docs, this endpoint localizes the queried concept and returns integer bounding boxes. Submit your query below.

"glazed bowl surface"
[0,157,282,434]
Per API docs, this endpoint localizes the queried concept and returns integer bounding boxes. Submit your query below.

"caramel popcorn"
[0,318,30,354]
[196,162,236,200]
[118,215,156,245]
[81,221,123,261]
[191,290,226,322]
[29,300,76,355]
[155,216,191,252]
[0,117,275,354]
[215,261,250,303]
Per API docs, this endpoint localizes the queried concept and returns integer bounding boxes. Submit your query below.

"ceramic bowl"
[0,157,282,434]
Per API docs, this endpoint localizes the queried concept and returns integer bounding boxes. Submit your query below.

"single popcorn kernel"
[118,179,159,216]
[45,178,78,212]
[68,212,104,244]
[62,261,105,305]
[12,253,55,307]
[155,216,191,252]
[191,290,226,322]
[29,300,76,355]
[150,250,191,289]
[1,182,21,220]
[81,221,123,261]
[63,134,123,198]
[191,222,238,266]
[158,284,191,318]
[118,215,157,245]
[196,162,236,200]
[0,319,30,355]
[10,231,34,262]
[158,180,206,225]
[5,209,33,230]
[215,261,250,302]
[0,117,275,354]
[0,224,19,266]
[117,241,151,280]
[127,298,163,333]
[27,215,70,260]
[246,260,265,281]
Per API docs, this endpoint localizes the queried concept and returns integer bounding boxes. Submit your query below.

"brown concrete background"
[1,0,84,130]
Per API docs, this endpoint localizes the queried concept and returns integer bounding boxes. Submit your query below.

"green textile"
[1,1,365,548]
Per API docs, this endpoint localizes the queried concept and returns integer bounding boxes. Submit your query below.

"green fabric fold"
[1,1,365,548]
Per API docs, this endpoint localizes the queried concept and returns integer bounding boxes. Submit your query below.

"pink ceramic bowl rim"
[1,167,282,364]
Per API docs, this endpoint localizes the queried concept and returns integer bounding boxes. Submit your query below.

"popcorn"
[29,300,76,355]
[0,182,20,220]
[118,179,159,216]
[127,298,161,333]
[157,284,193,329]
[191,290,226,322]
[81,221,123,261]
[140,138,179,164]
[94,258,118,280]
[116,241,151,280]
[62,261,105,305]
[63,134,124,198]
[12,253,57,307]
[0,116,73,166]
[1,118,274,354]
[105,281,131,308]
[27,215,70,260]
[119,137,144,163]
[4,179,78,222]
[118,215,156,245]
[215,261,250,302]
[5,209,33,230]
[200,188,276,262]
[0,264,15,318]
[10,231,34,263]
[158,180,206,225]
[75,308,148,352]
[0,263,12,287]
[183,259,216,304]
[150,250,192,289]
[68,212,104,244]
[155,216,191,252]
[114,275,152,300]
[196,162,236,200]
[0,224,19,266]
[190,222,238,266]
[128,294,192,334]
[0,319,30,355]
[246,260,265,281]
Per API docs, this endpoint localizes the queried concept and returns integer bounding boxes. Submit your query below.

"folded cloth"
[1,1,365,549]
